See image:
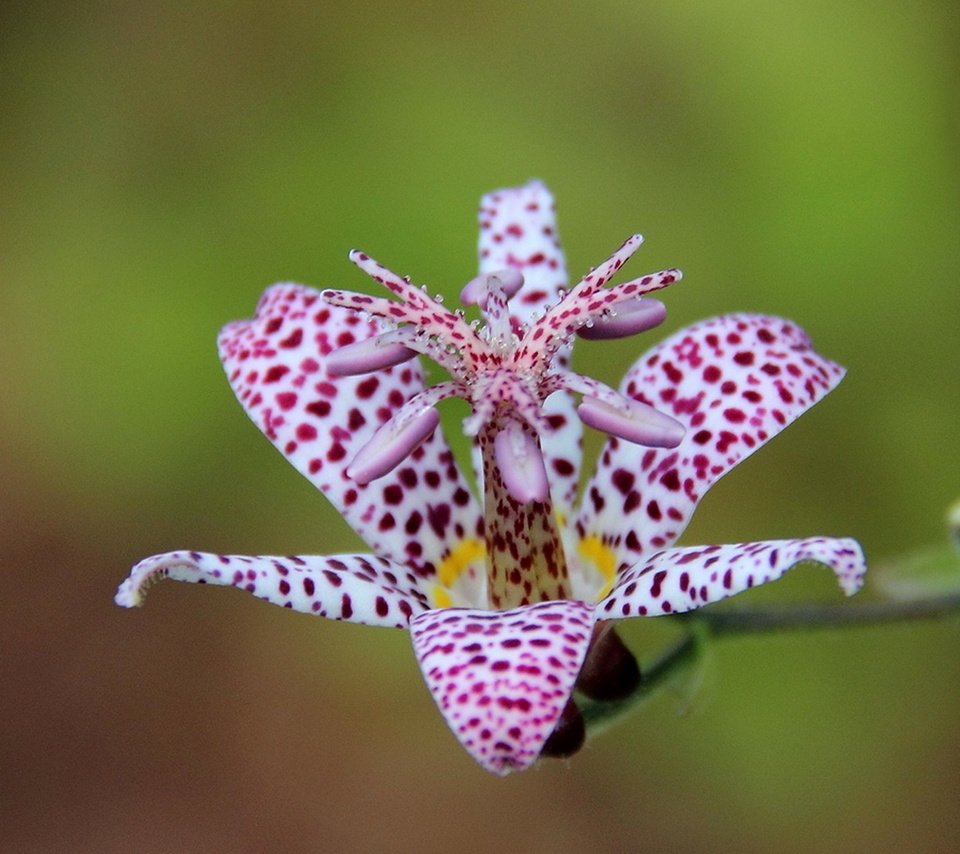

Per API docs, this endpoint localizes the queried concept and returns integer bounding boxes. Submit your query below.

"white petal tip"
[114,582,142,608]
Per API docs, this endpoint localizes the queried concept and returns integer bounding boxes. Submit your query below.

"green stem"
[678,591,960,635]
[579,591,960,738]
[578,626,705,734]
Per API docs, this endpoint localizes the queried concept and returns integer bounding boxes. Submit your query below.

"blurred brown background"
[2,1,958,852]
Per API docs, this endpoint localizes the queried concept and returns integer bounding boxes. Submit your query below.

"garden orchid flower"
[116,181,866,775]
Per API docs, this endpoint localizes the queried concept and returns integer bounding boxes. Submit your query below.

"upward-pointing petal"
[218,284,484,584]
[578,314,845,570]
[478,180,568,323]
[477,181,584,512]
[410,600,595,775]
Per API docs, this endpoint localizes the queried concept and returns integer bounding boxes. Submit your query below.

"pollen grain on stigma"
[322,239,684,609]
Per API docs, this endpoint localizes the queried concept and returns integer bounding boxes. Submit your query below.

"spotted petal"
[218,284,484,592]
[597,537,867,618]
[478,181,583,512]
[410,600,595,775]
[115,550,432,627]
[478,180,568,322]
[578,314,845,570]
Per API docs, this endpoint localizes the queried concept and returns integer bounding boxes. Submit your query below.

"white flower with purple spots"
[117,181,866,775]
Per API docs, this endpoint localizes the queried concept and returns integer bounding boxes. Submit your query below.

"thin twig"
[580,591,960,737]
[679,592,960,635]
[579,630,702,733]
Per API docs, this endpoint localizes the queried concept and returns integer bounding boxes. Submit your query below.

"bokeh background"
[2,1,958,851]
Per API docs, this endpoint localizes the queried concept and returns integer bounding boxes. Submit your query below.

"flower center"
[322,238,683,607]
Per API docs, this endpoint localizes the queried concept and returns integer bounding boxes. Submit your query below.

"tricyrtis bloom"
[117,181,866,775]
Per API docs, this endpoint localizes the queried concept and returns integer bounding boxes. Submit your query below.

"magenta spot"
[306,400,331,418]
[612,468,635,494]
[716,431,738,453]
[703,365,721,383]
[659,470,681,491]
[263,365,290,383]
[357,377,380,399]
[279,328,303,348]
[297,423,317,441]
[662,361,683,383]
[347,408,366,431]
[650,570,668,598]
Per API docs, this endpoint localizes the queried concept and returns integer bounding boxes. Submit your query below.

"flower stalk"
[580,585,960,742]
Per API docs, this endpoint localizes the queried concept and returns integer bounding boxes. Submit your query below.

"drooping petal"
[578,314,846,572]
[218,284,484,590]
[493,420,549,504]
[477,180,583,511]
[346,405,442,485]
[410,600,595,775]
[576,298,667,340]
[596,537,867,618]
[325,332,418,376]
[116,550,431,627]
[577,395,685,448]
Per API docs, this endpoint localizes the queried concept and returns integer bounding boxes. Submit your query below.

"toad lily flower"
[116,181,866,775]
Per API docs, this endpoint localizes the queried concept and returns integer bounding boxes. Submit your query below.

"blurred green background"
[2,1,958,851]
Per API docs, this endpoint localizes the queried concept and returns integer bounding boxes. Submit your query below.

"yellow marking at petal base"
[438,538,486,587]
[431,585,453,609]
[578,534,617,602]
